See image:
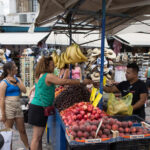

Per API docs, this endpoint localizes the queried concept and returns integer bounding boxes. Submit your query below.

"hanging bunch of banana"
[52,44,87,69]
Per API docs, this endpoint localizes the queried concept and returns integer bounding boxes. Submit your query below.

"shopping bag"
[107,93,133,116]
[0,128,13,150]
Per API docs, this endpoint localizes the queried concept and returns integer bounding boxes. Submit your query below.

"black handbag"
[0,134,4,149]
[23,109,29,123]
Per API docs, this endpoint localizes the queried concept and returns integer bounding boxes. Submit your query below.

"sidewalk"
[0,122,52,150]
[12,123,52,150]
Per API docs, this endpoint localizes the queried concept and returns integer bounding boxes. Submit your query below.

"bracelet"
[80,80,83,83]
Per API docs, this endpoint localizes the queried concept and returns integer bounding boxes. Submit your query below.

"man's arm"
[132,93,147,110]
[103,85,120,93]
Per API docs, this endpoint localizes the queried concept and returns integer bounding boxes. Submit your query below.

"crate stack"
[20,56,35,97]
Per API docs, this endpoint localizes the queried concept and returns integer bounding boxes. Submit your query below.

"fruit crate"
[111,139,150,150]
[65,127,117,144]
[112,115,150,142]
[67,142,110,150]
[112,115,145,124]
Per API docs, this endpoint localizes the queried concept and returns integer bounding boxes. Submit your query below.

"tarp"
[35,0,150,35]
[113,33,150,47]
[46,31,109,47]
[0,33,49,45]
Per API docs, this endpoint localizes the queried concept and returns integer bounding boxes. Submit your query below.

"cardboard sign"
[90,87,97,102]
[92,92,102,107]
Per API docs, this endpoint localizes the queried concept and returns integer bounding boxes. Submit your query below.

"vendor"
[103,63,148,119]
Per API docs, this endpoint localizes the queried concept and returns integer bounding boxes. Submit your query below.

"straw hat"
[87,49,92,55]
[0,49,4,55]
[88,56,97,64]
[104,67,109,74]
[91,48,101,56]
[91,72,100,82]
[105,49,116,60]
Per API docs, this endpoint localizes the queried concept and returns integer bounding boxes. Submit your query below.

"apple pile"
[60,102,107,126]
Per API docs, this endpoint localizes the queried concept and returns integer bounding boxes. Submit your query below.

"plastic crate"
[112,115,144,122]
[67,142,110,150]
[111,139,150,150]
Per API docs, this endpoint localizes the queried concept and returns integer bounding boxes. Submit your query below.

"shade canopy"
[113,33,150,47]
[35,0,150,35]
[0,33,49,45]
[46,31,109,47]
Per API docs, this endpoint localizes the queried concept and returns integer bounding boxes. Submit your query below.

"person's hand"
[1,115,6,123]
[83,79,93,85]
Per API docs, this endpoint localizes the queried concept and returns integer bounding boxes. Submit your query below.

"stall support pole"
[99,0,106,109]
[69,21,73,79]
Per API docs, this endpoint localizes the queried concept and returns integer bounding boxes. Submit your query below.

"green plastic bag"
[107,93,133,116]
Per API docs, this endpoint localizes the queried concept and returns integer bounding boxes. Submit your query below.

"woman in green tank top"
[28,56,93,150]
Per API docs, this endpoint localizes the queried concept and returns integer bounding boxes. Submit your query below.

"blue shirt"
[3,79,20,96]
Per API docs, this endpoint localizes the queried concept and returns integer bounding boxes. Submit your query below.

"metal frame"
[45,0,150,101]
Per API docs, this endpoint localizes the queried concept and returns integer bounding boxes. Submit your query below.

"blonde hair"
[35,56,53,78]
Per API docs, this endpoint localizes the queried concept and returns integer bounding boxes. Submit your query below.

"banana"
[63,52,70,64]
[56,56,61,69]
[52,51,58,65]
[76,45,87,61]
[60,52,65,62]
[66,46,71,59]
[69,44,82,60]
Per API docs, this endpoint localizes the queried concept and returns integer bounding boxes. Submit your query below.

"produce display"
[54,85,90,111]
[55,86,65,98]
[59,101,150,141]
[52,43,87,69]
[66,115,150,140]
[60,102,107,126]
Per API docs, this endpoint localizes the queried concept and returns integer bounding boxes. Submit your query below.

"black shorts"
[146,79,150,88]
[28,104,48,127]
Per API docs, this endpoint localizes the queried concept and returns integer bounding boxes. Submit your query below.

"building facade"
[5,0,38,24]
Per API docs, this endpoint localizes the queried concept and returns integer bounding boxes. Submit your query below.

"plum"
[128,121,133,127]
[101,135,108,138]
[112,124,118,131]
[118,127,124,133]
[86,125,92,132]
[103,129,110,135]
[77,131,83,137]
[91,131,96,137]
[83,132,89,138]
[80,125,86,131]
[125,128,130,133]
[72,125,79,132]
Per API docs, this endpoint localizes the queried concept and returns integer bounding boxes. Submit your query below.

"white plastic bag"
[0,128,13,150]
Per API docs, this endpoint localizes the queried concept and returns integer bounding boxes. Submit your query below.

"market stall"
[34,0,150,150]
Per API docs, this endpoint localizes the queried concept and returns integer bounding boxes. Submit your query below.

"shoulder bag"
[37,80,55,116]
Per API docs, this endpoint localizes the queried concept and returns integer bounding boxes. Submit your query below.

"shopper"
[72,63,81,79]
[59,64,69,79]
[103,63,148,119]
[145,66,150,91]
[28,56,93,150]
[0,61,30,150]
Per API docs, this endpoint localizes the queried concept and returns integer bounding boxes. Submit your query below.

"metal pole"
[99,0,106,109]
[69,21,72,79]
